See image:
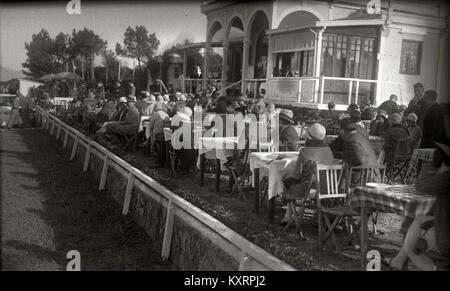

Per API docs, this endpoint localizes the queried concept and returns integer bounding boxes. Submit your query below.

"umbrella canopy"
[54,72,83,82]
[39,73,56,82]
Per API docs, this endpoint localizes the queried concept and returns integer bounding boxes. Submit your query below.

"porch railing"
[245,79,266,96]
[265,76,403,107]
[176,78,222,94]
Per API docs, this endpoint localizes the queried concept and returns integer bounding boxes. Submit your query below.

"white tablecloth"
[139,116,151,138]
[249,152,299,199]
[196,136,238,169]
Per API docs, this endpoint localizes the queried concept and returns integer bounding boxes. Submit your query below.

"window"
[400,40,422,75]
[273,50,314,77]
[174,65,180,79]
[320,34,374,79]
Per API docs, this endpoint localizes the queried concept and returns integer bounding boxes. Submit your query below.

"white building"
[181,0,449,110]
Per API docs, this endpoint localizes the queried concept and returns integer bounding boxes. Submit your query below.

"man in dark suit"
[379,94,399,116]
[420,90,447,148]
[405,82,425,116]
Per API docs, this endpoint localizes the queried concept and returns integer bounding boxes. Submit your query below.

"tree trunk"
[90,52,95,85]
[118,63,121,81]
[81,56,85,79]
[146,67,151,91]
[105,64,109,84]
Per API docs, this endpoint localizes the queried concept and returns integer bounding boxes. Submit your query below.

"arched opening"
[206,21,224,80]
[248,10,270,79]
[225,16,245,83]
[278,10,319,30]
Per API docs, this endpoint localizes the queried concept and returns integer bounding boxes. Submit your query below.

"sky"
[0,0,207,71]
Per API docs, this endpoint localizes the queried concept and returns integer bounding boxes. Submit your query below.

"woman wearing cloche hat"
[279,123,334,238]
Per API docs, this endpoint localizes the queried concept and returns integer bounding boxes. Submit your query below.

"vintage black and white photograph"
[0,0,449,273]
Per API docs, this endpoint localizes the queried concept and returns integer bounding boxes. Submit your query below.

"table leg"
[268,197,275,224]
[200,153,205,187]
[215,159,221,193]
[361,206,368,271]
[254,168,260,214]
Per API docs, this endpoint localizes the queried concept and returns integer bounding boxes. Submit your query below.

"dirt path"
[1,128,171,271]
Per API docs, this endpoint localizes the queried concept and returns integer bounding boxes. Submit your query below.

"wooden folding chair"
[227,149,250,199]
[385,138,420,184]
[316,163,358,255]
[349,164,386,235]
[281,180,316,240]
[118,133,138,152]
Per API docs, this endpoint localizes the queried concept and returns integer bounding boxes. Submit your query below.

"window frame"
[399,39,422,75]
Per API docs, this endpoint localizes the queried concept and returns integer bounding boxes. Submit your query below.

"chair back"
[348,164,386,188]
[393,138,420,162]
[315,163,348,207]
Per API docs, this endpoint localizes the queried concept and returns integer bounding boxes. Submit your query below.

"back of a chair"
[315,163,348,207]
[393,138,419,162]
[349,164,386,188]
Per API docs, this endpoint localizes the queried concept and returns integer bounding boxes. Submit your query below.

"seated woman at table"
[280,124,334,229]
[172,105,196,173]
[149,102,170,167]
[384,142,450,271]
[370,110,390,138]
[278,109,299,152]
[349,109,369,139]
[383,113,409,163]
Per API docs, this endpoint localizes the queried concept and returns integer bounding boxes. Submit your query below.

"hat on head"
[279,109,295,125]
[88,91,96,99]
[305,123,326,141]
[127,95,137,103]
[389,113,402,124]
[141,91,150,97]
[406,113,418,123]
[148,95,156,102]
[118,97,128,104]
[378,110,388,119]
[176,106,193,122]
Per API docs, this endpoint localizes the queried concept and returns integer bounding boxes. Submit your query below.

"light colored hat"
[118,97,128,104]
[406,113,418,123]
[389,113,402,124]
[148,95,156,102]
[378,110,388,119]
[279,109,294,124]
[88,91,96,99]
[176,106,193,122]
[141,91,150,97]
[163,94,170,101]
[305,123,326,141]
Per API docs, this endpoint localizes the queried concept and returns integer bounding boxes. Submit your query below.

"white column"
[241,39,250,94]
[182,49,187,92]
[313,28,325,103]
[221,39,229,94]
[375,26,386,106]
[203,42,211,91]
[266,34,274,79]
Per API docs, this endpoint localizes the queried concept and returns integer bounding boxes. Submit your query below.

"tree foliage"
[22,29,60,78]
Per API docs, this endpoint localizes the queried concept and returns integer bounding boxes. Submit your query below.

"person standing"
[7,94,22,129]
[420,90,447,148]
[405,83,425,116]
